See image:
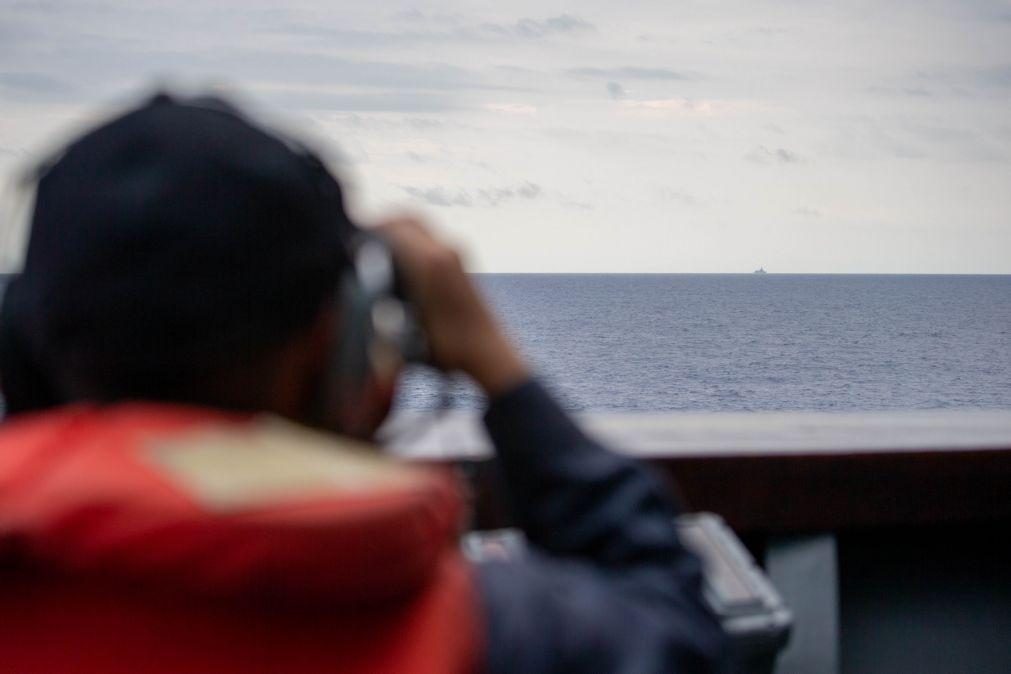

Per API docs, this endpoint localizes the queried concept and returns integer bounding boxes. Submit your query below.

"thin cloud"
[745,146,801,164]
[621,98,756,115]
[835,117,1007,162]
[907,63,1011,96]
[901,122,1007,161]
[403,181,544,208]
[1,38,517,104]
[483,103,537,115]
[979,64,1011,88]
[480,14,594,39]
[606,82,626,100]
[403,186,473,208]
[224,52,496,91]
[255,89,462,113]
[561,199,594,211]
[660,189,701,207]
[280,13,594,47]
[0,71,78,101]
[866,85,933,98]
[516,182,541,198]
[567,67,693,81]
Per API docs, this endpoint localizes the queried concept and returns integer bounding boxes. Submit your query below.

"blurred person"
[0,93,726,673]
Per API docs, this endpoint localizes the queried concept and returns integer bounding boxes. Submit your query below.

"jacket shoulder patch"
[144,416,419,510]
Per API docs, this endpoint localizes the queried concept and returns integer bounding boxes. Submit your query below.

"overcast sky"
[1,0,1010,272]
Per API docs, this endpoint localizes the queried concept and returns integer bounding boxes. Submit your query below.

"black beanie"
[1,92,355,410]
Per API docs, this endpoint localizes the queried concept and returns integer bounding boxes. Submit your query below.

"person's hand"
[374,215,529,397]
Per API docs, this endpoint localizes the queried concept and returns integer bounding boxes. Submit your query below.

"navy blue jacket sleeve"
[475,379,727,674]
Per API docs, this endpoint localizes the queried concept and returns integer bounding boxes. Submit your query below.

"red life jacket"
[0,404,482,673]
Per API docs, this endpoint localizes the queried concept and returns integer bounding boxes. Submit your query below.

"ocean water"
[396,274,1011,412]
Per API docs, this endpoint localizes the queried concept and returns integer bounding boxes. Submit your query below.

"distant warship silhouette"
[753,267,767,274]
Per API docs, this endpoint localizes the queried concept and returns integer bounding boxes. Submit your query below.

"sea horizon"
[400,273,1011,412]
[470,272,1011,276]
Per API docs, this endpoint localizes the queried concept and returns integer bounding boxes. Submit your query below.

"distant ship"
[753,268,767,274]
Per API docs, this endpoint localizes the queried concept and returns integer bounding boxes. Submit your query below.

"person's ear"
[304,303,338,377]
[279,303,337,425]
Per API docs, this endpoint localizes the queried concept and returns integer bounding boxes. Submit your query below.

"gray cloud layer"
[1,0,1009,272]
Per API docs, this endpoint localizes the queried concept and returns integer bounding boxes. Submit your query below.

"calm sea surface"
[397,274,1011,412]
